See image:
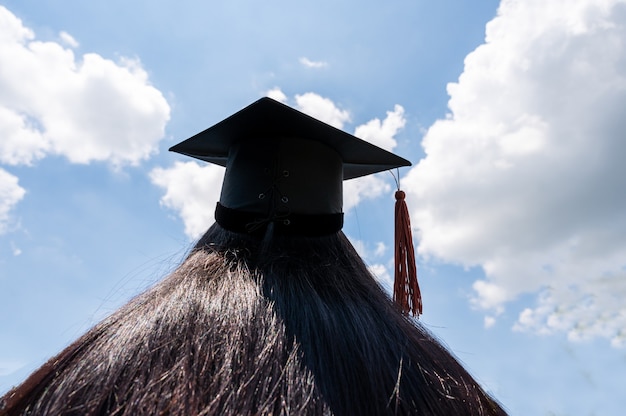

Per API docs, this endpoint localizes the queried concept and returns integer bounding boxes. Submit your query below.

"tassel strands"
[393,190,422,316]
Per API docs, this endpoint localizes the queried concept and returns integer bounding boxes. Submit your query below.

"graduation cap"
[169,97,410,236]
[170,97,422,316]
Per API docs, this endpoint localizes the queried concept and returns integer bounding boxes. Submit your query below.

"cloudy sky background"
[1,1,625,414]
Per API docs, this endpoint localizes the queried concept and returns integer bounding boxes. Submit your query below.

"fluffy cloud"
[404,0,626,345]
[150,162,225,239]
[369,263,393,293]
[299,57,329,69]
[0,6,170,167]
[353,105,405,151]
[59,31,79,48]
[265,88,287,103]
[343,175,391,212]
[0,169,25,234]
[294,92,350,129]
[350,237,393,292]
[154,91,407,239]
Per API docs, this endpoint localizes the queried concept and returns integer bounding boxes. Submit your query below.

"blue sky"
[1,1,626,414]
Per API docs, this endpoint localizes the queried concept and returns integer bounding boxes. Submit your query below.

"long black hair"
[1,225,506,415]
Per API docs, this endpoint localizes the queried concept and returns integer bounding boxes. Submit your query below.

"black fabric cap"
[169,97,412,236]
[169,97,410,180]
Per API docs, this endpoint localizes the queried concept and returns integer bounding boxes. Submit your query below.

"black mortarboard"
[169,97,411,236]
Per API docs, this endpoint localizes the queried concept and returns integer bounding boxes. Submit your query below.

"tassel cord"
[393,190,422,316]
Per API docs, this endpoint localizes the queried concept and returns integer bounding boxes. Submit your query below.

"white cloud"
[150,161,225,239]
[484,316,497,329]
[299,57,328,69]
[369,263,393,292]
[0,106,48,165]
[0,168,25,234]
[59,31,79,48]
[350,237,393,292]
[11,241,22,256]
[265,88,287,103]
[374,241,387,257]
[403,0,626,345]
[353,104,405,152]
[0,5,170,168]
[344,174,391,212]
[350,238,388,261]
[351,238,367,258]
[294,92,350,129]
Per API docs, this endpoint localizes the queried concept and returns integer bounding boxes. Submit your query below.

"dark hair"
[1,225,506,415]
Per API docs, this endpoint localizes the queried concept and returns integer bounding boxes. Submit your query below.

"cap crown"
[169,97,411,235]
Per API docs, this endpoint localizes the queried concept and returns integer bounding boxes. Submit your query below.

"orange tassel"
[394,190,422,316]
